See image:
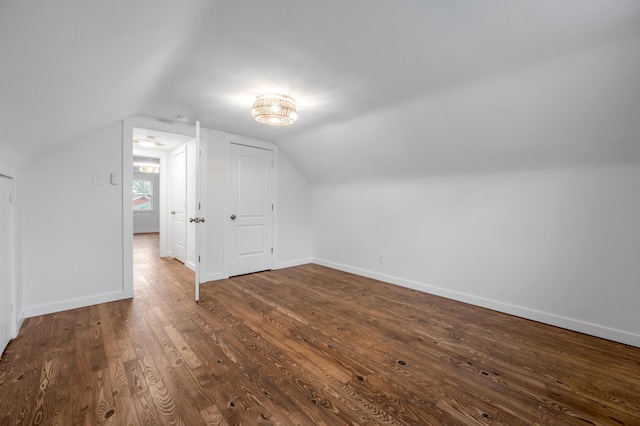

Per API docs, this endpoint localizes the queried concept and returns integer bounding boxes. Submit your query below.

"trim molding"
[275,258,312,270]
[133,228,160,234]
[203,272,227,283]
[15,309,25,339]
[313,258,640,348]
[24,290,131,318]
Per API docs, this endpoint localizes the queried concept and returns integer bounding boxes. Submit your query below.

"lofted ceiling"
[1,1,639,182]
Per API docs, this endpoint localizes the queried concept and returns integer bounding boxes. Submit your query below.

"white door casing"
[0,176,13,356]
[171,145,187,263]
[226,142,274,277]
[124,117,201,301]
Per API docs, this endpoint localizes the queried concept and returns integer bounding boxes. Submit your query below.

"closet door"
[226,142,274,277]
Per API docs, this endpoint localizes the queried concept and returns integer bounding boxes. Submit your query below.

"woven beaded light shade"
[251,94,298,126]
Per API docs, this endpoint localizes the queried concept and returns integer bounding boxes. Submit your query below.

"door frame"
[122,117,203,298]
[0,174,17,341]
[223,134,279,278]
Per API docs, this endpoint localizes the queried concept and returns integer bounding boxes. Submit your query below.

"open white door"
[193,121,203,301]
[226,142,274,277]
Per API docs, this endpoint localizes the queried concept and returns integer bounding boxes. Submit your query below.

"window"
[133,179,153,211]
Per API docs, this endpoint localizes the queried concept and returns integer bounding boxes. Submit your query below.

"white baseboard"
[185,261,196,271]
[133,228,159,234]
[202,272,228,283]
[201,259,312,282]
[24,290,131,318]
[14,309,25,339]
[313,258,640,348]
[274,257,312,270]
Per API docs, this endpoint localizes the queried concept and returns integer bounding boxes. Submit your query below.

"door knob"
[189,217,196,223]
[230,214,236,220]
[171,211,176,215]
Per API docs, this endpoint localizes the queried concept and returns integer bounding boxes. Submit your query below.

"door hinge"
[198,255,201,262]
[10,303,14,313]
[272,160,274,168]
[198,202,201,210]
[271,248,273,254]
[199,149,202,157]
[9,193,12,203]
[271,204,274,211]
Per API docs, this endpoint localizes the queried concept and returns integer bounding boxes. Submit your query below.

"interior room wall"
[203,129,225,282]
[312,165,640,347]
[15,114,311,321]
[276,151,312,268]
[133,170,160,233]
[22,122,125,316]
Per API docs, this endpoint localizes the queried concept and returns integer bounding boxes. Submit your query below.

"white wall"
[312,165,640,347]
[23,122,126,316]
[133,171,160,233]
[276,151,312,268]
[202,129,226,282]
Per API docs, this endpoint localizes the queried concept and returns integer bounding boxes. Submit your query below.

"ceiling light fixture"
[251,94,298,126]
[139,165,160,174]
[133,136,164,148]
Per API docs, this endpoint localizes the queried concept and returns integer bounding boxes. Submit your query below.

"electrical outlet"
[378,254,384,263]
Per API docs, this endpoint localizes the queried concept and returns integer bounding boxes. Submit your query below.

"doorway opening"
[131,126,195,293]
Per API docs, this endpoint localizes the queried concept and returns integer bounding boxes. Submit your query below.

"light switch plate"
[92,173,103,185]
[110,172,118,185]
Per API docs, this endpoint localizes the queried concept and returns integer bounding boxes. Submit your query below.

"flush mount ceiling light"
[139,165,159,174]
[251,94,298,126]
[133,136,164,148]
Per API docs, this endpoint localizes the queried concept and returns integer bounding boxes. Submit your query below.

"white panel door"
[171,145,187,263]
[186,138,197,271]
[227,143,273,277]
[0,176,12,356]
[194,121,202,301]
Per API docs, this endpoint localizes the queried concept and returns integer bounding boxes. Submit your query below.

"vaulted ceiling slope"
[1,1,639,181]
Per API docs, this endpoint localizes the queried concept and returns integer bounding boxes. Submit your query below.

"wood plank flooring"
[1,232,639,425]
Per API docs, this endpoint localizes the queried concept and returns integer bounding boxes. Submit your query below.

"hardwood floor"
[1,233,639,425]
